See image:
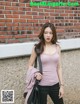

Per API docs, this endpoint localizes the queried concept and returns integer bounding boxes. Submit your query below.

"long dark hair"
[35,22,58,55]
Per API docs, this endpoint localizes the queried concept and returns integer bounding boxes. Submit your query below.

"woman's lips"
[47,38,50,40]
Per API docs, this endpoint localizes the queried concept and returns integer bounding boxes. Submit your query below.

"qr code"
[1,90,14,103]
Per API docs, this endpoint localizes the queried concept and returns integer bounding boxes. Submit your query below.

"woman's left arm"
[57,45,64,98]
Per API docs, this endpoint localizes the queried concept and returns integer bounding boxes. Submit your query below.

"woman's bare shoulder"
[56,44,61,50]
[31,45,36,55]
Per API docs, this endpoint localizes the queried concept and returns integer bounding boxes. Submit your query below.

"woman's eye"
[44,32,48,34]
[50,32,52,34]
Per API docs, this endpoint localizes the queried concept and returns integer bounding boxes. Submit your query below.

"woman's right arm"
[27,46,42,80]
[28,46,37,69]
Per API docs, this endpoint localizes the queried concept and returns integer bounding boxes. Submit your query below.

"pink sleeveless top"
[39,45,59,86]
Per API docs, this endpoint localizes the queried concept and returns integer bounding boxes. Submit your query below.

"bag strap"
[34,47,43,74]
[37,55,43,74]
[34,55,43,74]
[34,57,37,68]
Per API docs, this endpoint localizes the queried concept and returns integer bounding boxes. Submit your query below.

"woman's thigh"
[38,85,49,104]
[48,83,64,104]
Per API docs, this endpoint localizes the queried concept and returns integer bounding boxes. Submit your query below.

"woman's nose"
[47,33,50,36]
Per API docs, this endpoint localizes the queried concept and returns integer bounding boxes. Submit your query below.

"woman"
[28,22,64,104]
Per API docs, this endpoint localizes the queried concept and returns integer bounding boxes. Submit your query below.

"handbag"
[27,80,40,104]
[27,54,43,104]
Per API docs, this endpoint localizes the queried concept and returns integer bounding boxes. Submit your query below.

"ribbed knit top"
[39,45,59,86]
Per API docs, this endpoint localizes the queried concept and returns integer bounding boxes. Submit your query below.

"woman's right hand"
[35,72,42,80]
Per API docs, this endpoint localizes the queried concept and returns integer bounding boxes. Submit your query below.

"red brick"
[12,11,25,14]
[46,16,54,20]
[70,0,76,1]
[0,39,5,43]
[69,14,76,16]
[32,8,43,12]
[33,15,44,19]
[0,23,5,26]
[50,13,59,16]
[19,23,27,27]
[4,0,18,2]
[0,19,12,22]
[0,35,13,39]
[44,9,55,12]
[2,10,11,14]
[19,7,31,11]
[7,39,20,43]
[65,16,73,19]
[39,6,49,9]
[14,35,27,39]
[73,10,80,13]
[27,27,34,30]
[18,26,26,30]
[69,20,78,23]
[26,3,30,7]
[55,9,64,13]
[20,15,32,19]
[0,27,5,31]
[13,19,26,23]
[0,31,7,35]
[13,19,20,22]
[77,13,80,16]
[38,20,50,24]
[33,27,40,31]
[6,23,18,26]
[27,19,38,23]
[56,29,64,33]
[34,31,40,36]
[26,12,38,15]
[12,2,19,6]
[27,34,37,38]
[7,31,14,35]
[0,1,11,6]
[49,6,60,9]
[19,0,25,3]
[19,3,25,7]
[26,23,33,27]
[19,19,27,23]
[50,19,60,23]
[5,6,18,10]
[0,15,4,18]
[6,15,19,18]
[39,12,49,16]
[7,27,12,31]
[0,5,4,9]
[12,27,19,31]
[65,10,73,13]
[77,7,80,10]
[71,23,80,30]
[60,13,68,16]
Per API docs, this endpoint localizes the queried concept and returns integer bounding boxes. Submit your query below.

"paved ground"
[0,49,80,104]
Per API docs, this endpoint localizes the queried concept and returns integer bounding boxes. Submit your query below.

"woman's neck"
[45,42,53,46]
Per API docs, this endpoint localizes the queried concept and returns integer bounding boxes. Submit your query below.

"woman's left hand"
[59,86,64,99]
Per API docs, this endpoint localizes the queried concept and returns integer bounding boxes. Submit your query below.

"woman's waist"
[38,80,59,86]
[42,70,57,75]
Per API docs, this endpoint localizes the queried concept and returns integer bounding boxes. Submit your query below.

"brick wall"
[0,0,80,43]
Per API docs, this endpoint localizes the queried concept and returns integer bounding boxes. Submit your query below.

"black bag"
[27,80,40,104]
[24,51,43,104]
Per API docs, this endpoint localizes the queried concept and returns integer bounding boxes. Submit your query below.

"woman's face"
[43,27,53,43]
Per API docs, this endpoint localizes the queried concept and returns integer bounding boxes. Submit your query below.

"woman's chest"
[40,52,59,65]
